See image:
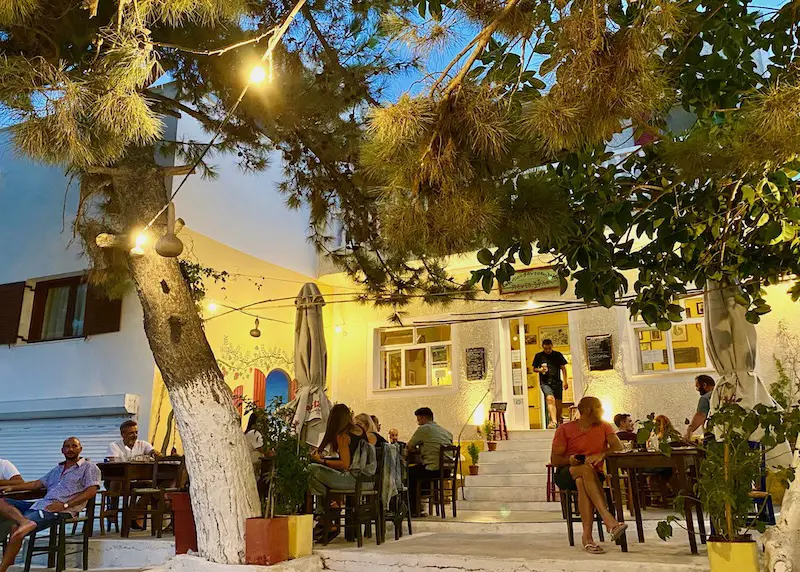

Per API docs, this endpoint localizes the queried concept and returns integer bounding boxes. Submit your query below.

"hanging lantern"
[250,318,261,338]
[155,202,184,258]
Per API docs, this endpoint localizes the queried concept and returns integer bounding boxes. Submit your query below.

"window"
[632,296,709,374]
[28,275,122,342]
[377,325,453,389]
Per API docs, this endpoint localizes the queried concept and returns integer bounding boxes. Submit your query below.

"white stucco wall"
[0,131,155,433]
[172,116,319,279]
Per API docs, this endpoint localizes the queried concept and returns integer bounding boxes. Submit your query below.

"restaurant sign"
[499,267,559,295]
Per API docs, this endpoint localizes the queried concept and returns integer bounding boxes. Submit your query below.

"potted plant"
[467,442,480,475]
[245,398,313,563]
[481,419,497,451]
[655,403,800,572]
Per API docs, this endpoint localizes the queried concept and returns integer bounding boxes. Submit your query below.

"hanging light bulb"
[250,318,261,338]
[334,325,343,334]
[249,64,267,84]
[206,301,218,313]
[130,231,147,256]
[155,202,184,258]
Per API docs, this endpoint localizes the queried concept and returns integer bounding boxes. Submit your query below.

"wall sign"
[466,347,487,381]
[499,267,560,295]
[585,334,614,371]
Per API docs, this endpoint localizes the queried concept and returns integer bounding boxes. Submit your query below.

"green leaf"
[656,318,672,331]
[787,207,800,222]
[745,310,761,324]
[519,243,533,265]
[656,520,674,541]
[481,273,494,294]
[539,57,557,76]
[659,440,672,457]
[559,275,568,295]
[477,248,493,265]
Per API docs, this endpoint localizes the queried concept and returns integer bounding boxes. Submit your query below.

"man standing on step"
[550,396,627,554]
[533,339,569,428]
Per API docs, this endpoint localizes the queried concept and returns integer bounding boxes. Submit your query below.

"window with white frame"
[377,325,453,389]
[631,296,709,374]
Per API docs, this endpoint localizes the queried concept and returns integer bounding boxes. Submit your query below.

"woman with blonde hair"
[354,413,387,445]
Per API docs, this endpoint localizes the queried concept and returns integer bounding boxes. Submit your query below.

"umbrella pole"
[724,441,733,539]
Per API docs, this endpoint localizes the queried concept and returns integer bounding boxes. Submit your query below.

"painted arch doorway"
[254,368,294,408]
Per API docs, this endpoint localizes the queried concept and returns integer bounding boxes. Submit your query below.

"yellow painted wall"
[148,228,332,453]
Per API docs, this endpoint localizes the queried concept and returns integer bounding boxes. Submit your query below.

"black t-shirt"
[533,350,568,387]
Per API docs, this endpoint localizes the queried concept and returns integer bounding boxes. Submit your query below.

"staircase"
[461,429,556,514]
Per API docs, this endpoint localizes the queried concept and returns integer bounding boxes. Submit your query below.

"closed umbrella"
[704,280,791,467]
[285,283,332,447]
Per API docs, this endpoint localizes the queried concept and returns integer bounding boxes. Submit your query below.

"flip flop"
[609,523,628,542]
[584,542,605,554]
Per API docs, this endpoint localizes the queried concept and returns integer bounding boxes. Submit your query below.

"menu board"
[585,334,613,371]
[466,347,486,380]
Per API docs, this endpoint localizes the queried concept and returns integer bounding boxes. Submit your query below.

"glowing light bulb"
[207,301,218,312]
[249,65,267,84]
[130,231,147,256]
[335,325,343,334]
[526,299,538,309]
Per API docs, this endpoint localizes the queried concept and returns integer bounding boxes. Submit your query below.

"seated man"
[388,428,406,447]
[550,397,627,554]
[107,420,158,461]
[0,437,100,572]
[0,458,22,487]
[613,413,637,442]
[407,407,453,517]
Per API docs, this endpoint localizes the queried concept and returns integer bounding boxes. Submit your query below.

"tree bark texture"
[765,435,800,572]
[105,151,260,564]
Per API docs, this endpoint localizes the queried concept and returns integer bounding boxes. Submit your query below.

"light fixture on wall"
[526,299,539,310]
[250,318,261,338]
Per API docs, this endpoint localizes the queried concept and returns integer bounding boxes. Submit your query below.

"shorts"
[2,499,63,531]
[541,383,563,401]
[554,465,606,491]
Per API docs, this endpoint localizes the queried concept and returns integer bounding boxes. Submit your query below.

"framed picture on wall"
[697,302,705,316]
[651,330,663,341]
[539,325,569,347]
[672,324,688,342]
[525,334,538,345]
[640,342,652,351]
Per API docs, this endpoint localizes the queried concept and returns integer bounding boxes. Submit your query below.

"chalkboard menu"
[466,347,487,380]
[585,334,613,371]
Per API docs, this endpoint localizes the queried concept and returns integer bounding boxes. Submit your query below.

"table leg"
[121,474,132,538]
[608,460,628,553]
[675,457,698,555]
[628,469,645,543]
[690,464,707,544]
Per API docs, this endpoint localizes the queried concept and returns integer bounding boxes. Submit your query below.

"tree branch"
[151,28,277,57]
[162,165,196,176]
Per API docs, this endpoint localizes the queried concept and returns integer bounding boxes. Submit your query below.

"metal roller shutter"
[0,416,131,480]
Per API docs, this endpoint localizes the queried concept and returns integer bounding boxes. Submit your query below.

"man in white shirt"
[0,458,22,487]
[106,420,158,462]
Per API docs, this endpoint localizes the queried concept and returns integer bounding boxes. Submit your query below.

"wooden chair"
[416,445,460,519]
[98,488,122,535]
[23,496,95,572]
[319,447,385,547]
[558,482,615,547]
[381,443,413,540]
[546,464,557,502]
[125,456,185,538]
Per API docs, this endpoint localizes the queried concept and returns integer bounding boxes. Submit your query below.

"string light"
[334,325,343,334]
[130,232,147,256]
[206,301,218,312]
[249,65,267,84]
[249,318,261,338]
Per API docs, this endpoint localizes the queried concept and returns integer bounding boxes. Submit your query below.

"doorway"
[508,312,576,429]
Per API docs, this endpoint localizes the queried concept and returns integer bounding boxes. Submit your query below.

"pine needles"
[0,0,38,25]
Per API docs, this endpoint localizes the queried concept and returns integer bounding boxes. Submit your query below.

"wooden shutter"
[253,369,266,408]
[0,282,25,345]
[84,283,122,336]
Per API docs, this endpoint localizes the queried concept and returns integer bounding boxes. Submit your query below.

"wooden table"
[1,489,46,502]
[98,461,179,538]
[605,448,706,554]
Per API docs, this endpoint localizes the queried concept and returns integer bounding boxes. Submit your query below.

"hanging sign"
[466,347,487,380]
[499,267,560,295]
[585,334,613,371]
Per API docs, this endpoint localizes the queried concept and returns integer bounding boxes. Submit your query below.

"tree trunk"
[104,151,260,564]
[765,435,800,572]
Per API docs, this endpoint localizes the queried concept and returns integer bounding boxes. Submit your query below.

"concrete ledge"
[144,554,324,572]
[88,537,174,569]
[0,394,139,420]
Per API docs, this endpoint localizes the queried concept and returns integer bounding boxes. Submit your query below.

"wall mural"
[149,336,295,452]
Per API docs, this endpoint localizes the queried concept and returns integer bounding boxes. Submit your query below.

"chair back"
[153,455,185,488]
[438,445,460,480]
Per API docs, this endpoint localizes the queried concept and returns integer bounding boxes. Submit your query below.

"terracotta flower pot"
[469,465,479,475]
[707,539,759,572]
[287,514,313,559]
[169,492,197,555]
[487,441,498,451]
[246,517,289,566]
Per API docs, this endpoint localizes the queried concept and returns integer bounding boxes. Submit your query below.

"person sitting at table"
[370,415,382,433]
[106,420,158,462]
[388,428,406,447]
[550,396,627,554]
[0,437,100,572]
[309,404,374,541]
[407,407,453,517]
[613,413,637,442]
[355,413,387,445]
[0,457,22,487]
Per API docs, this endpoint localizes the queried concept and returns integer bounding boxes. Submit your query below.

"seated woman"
[646,415,684,505]
[309,404,371,540]
[355,413,387,445]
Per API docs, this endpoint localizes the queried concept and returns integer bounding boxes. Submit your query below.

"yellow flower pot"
[707,540,759,572]
[287,514,314,559]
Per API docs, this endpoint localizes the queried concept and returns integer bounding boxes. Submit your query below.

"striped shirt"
[31,458,101,515]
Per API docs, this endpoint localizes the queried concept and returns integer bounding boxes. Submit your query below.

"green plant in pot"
[656,403,800,572]
[481,419,497,451]
[245,398,313,562]
[467,442,480,475]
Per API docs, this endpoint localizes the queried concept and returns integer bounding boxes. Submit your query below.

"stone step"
[459,500,561,512]
[506,430,556,441]
[480,449,550,463]
[464,485,548,502]
[494,439,553,452]
[464,473,547,488]
[480,461,550,474]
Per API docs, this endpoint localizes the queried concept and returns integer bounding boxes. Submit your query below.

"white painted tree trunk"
[169,374,261,564]
[765,436,800,572]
